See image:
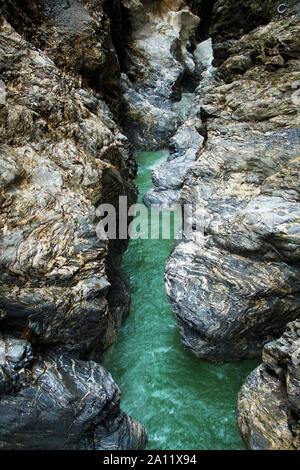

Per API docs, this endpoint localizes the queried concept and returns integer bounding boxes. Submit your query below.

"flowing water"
[104,150,259,450]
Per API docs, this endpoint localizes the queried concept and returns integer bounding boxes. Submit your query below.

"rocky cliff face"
[161,0,300,449]
[0,0,146,449]
[165,0,300,362]
[119,0,201,150]
[237,320,300,450]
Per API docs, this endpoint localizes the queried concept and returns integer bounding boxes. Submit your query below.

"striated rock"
[165,9,300,362]
[141,34,213,208]
[1,0,124,115]
[121,2,216,209]
[151,119,204,190]
[0,12,137,358]
[120,0,201,150]
[211,0,300,67]
[142,188,181,209]
[0,337,147,450]
[0,1,146,449]
[0,334,33,396]
[237,320,300,450]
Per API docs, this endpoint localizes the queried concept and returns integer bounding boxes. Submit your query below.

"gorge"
[0,0,299,451]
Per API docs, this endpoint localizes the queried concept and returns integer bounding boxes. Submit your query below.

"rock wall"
[237,320,300,450]
[119,0,201,149]
[0,335,146,449]
[165,1,300,362]
[0,0,146,449]
[103,0,300,450]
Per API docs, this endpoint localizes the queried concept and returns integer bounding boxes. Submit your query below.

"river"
[104,149,259,450]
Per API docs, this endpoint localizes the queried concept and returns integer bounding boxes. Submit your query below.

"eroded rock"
[0,1,145,450]
[120,0,200,150]
[237,320,300,450]
[0,14,137,357]
[165,8,300,363]
[0,347,147,450]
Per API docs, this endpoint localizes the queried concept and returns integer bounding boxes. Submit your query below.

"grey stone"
[237,320,300,450]
[0,352,147,450]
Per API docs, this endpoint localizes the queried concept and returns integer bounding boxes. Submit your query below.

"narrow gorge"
[0,0,299,451]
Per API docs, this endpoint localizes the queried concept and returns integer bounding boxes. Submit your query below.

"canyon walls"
[117,0,300,450]
[161,0,300,449]
[0,0,146,449]
[0,0,299,450]
[119,0,201,149]
[237,320,300,450]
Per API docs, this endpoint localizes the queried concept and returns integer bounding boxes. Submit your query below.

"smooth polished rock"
[0,349,147,450]
[120,0,200,150]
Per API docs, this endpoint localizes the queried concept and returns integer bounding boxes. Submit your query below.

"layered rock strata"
[237,320,300,450]
[165,2,300,362]
[0,0,146,449]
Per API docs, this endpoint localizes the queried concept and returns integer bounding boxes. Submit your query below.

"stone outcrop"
[237,320,300,450]
[165,2,300,362]
[0,0,146,449]
[0,334,146,450]
[120,0,201,150]
[0,7,136,359]
[143,117,205,208]
[142,33,216,209]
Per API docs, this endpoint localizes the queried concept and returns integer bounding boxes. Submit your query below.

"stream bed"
[104,150,259,450]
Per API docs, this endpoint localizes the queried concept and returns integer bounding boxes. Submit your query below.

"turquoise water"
[104,150,259,450]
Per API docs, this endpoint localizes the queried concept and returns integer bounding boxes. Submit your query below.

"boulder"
[237,320,300,450]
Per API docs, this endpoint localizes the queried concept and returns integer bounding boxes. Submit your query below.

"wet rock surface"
[0,336,146,450]
[237,320,300,450]
[141,17,215,209]
[151,119,204,191]
[0,0,146,449]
